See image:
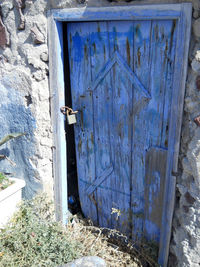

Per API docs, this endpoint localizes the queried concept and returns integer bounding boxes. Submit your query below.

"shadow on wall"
[0,73,41,198]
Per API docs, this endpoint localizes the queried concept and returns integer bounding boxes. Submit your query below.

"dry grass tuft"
[65,214,158,267]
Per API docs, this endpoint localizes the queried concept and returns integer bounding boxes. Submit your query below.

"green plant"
[0,194,82,267]
[0,172,14,191]
[0,194,158,267]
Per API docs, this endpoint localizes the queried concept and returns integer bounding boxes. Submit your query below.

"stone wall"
[0,0,52,198]
[0,0,200,266]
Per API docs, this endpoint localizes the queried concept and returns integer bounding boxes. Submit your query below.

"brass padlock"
[67,109,77,125]
[60,106,78,125]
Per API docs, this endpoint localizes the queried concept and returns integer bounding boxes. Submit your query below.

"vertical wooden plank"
[106,21,134,235]
[67,22,98,223]
[159,4,192,266]
[131,19,178,242]
[56,22,68,224]
[89,21,113,227]
[48,17,68,223]
[141,20,176,241]
[144,20,177,242]
[131,20,152,240]
[147,20,173,148]
[160,20,177,149]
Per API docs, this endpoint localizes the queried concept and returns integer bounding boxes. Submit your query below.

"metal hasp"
[48,4,192,267]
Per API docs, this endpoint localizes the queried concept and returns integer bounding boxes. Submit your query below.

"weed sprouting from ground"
[0,195,82,267]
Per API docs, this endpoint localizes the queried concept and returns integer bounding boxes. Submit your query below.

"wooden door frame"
[48,4,192,266]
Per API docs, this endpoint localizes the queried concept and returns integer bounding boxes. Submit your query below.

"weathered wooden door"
[66,19,182,241]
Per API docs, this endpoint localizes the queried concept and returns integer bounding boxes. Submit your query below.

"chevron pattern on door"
[65,16,189,247]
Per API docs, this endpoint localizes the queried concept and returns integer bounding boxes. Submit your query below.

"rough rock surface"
[0,0,52,198]
[193,17,200,38]
[63,256,106,267]
[0,12,9,48]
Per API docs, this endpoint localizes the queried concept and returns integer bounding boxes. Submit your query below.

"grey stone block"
[62,256,106,267]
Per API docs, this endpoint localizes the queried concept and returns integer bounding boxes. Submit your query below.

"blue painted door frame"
[48,4,192,266]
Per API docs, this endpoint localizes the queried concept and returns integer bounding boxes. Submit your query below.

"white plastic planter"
[0,178,25,227]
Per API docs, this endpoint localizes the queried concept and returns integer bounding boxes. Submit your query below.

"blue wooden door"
[67,20,177,241]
